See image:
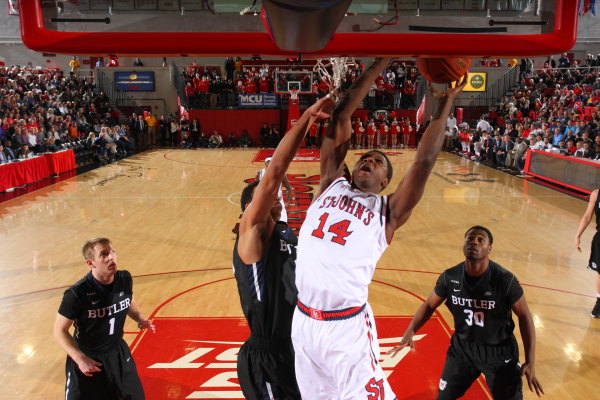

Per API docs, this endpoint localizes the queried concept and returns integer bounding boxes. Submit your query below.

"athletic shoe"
[592,300,600,318]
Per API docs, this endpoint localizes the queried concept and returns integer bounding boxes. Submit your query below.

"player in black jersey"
[233,94,333,400]
[390,226,543,399]
[53,238,155,400]
[574,188,600,317]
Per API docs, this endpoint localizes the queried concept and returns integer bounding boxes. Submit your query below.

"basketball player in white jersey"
[291,58,468,398]
[256,157,293,223]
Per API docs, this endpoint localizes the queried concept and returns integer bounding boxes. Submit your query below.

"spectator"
[107,56,120,67]
[169,115,179,147]
[190,118,200,147]
[159,115,168,146]
[133,58,144,67]
[145,112,157,147]
[69,57,81,77]
[447,112,458,134]
[558,53,570,68]
[17,143,34,159]
[259,122,270,147]
[180,131,193,149]
[238,129,253,148]
[476,115,491,133]
[208,130,223,148]
[496,135,514,168]
[198,131,209,148]
[227,131,238,147]
[3,140,16,161]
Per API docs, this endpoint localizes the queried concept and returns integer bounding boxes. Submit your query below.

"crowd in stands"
[444,56,600,174]
[0,64,135,166]
[6,55,600,174]
[182,58,421,110]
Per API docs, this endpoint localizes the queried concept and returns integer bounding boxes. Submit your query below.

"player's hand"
[445,74,469,98]
[387,331,415,357]
[575,237,581,252]
[138,319,156,333]
[76,355,102,377]
[521,362,544,397]
[307,94,335,120]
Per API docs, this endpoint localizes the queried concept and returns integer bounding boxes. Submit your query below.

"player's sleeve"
[505,273,524,305]
[122,270,134,295]
[57,289,81,320]
[433,271,448,299]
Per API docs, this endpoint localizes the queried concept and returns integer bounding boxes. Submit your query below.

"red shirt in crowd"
[259,78,270,93]
[245,80,257,94]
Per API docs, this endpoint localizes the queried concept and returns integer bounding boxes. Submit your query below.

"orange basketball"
[416,57,471,84]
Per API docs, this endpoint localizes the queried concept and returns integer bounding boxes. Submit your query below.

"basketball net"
[289,89,299,101]
[313,57,355,100]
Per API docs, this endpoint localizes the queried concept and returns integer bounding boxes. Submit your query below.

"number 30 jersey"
[296,177,389,310]
[434,261,524,345]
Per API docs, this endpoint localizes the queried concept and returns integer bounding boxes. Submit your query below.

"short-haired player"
[233,95,334,399]
[54,238,155,400]
[291,58,468,398]
[390,226,544,399]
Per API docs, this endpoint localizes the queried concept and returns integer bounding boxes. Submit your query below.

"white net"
[290,89,299,100]
[313,57,355,99]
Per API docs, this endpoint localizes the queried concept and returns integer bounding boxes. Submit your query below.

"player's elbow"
[412,157,436,173]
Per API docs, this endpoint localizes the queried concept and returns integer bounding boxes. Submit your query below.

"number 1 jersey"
[296,177,389,310]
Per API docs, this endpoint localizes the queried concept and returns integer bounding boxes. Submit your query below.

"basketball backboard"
[20,0,578,58]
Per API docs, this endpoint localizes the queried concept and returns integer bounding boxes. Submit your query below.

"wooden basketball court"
[0,148,597,399]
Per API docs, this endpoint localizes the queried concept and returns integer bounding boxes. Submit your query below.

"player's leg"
[480,339,523,400]
[436,336,481,400]
[237,340,266,400]
[112,340,145,399]
[266,344,302,400]
[291,308,338,398]
[65,355,111,400]
[335,305,397,399]
[279,198,288,223]
[593,274,600,318]
[589,232,600,317]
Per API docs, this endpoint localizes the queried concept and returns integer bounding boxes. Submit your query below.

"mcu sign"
[238,93,279,108]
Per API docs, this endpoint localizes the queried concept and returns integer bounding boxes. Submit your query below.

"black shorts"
[588,231,600,273]
[437,335,522,400]
[237,335,301,400]
[65,340,144,400]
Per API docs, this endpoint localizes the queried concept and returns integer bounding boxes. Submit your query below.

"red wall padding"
[187,108,417,144]
[188,109,281,143]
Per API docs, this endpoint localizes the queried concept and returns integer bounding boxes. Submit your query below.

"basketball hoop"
[290,89,300,101]
[313,57,355,100]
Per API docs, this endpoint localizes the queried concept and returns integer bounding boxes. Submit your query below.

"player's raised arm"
[318,58,391,195]
[238,96,333,263]
[385,77,467,240]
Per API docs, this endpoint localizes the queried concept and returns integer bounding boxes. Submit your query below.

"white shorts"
[291,302,396,399]
[280,198,288,223]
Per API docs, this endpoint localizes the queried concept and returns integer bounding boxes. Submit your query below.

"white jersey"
[296,177,388,310]
[257,168,287,223]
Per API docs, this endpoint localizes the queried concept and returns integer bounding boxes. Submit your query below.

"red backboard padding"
[19,0,578,58]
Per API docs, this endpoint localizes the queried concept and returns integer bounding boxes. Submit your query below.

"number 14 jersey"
[296,177,389,310]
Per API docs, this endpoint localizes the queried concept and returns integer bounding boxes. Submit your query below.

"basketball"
[416,57,472,84]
